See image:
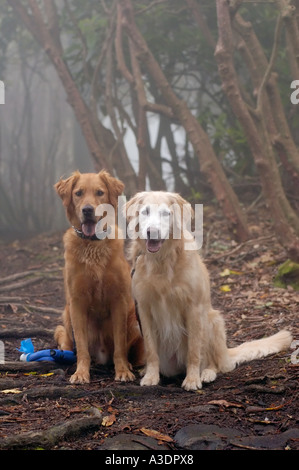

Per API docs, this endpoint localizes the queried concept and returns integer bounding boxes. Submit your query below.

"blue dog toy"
[19,338,76,365]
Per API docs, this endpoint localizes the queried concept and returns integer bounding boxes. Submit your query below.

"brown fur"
[54,170,144,384]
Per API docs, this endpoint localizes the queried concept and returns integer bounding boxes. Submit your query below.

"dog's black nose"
[147,227,160,240]
[82,205,94,217]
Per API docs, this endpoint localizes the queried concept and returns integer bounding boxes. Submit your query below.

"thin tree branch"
[135,0,168,16]
[90,3,117,115]
[63,0,90,80]
[115,3,135,84]
[43,0,63,55]
[256,13,283,114]
[185,0,216,49]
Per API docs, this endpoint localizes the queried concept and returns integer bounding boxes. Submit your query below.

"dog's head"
[126,191,194,254]
[55,170,124,238]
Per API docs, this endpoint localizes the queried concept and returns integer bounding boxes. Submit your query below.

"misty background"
[0,0,298,262]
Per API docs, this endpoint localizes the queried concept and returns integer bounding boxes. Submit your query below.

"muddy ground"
[0,206,298,451]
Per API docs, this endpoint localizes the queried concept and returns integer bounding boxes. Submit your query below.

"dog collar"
[72,225,111,241]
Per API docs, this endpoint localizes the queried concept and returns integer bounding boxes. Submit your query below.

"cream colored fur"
[126,191,292,391]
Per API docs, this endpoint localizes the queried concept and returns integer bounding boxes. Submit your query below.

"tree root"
[0,384,92,406]
[0,361,59,373]
[0,270,38,286]
[0,407,102,450]
[0,268,62,293]
[0,300,63,315]
[0,277,45,293]
[0,327,54,339]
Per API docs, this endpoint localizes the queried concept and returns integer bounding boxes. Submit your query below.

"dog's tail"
[227,330,292,368]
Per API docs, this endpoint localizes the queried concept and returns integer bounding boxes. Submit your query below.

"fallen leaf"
[39,372,54,377]
[220,285,231,292]
[247,417,274,425]
[220,268,231,277]
[108,396,114,406]
[259,253,274,264]
[102,414,116,427]
[140,427,173,443]
[246,402,288,413]
[1,388,22,394]
[8,303,18,313]
[69,407,85,413]
[208,399,243,408]
[220,268,243,277]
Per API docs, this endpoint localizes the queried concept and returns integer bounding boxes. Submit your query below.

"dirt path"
[0,210,298,450]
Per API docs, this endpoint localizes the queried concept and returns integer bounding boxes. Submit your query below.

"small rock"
[232,428,299,450]
[99,433,168,451]
[175,424,243,450]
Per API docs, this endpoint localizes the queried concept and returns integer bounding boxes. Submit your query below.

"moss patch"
[274,259,299,291]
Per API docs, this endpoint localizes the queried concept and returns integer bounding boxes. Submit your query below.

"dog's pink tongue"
[82,223,96,237]
[146,239,163,253]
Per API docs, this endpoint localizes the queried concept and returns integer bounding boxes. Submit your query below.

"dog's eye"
[75,189,83,197]
[141,206,150,216]
[96,190,104,196]
[161,209,170,217]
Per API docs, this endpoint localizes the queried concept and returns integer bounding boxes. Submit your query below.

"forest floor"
[0,204,298,452]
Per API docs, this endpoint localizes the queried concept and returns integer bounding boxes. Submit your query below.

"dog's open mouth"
[146,237,164,253]
[81,221,96,238]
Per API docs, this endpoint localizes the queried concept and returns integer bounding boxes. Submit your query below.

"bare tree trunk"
[215,0,299,261]
[233,13,299,189]
[119,0,249,242]
[277,0,299,75]
[104,38,138,194]
[7,0,139,195]
[185,0,217,49]
[7,0,111,171]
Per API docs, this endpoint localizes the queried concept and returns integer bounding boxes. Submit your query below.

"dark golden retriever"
[54,170,143,384]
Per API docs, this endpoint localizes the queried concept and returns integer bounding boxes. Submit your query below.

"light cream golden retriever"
[54,170,144,384]
[126,191,292,391]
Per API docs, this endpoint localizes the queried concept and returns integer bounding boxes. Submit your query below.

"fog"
[0,47,94,237]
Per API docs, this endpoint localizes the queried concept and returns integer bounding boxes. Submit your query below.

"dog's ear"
[54,171,81,224]
[125,192,147,221]
[54,171,81,208]
[171,193,194,221]
[125,192,147,242]
[99,170,124,208]
[172,193,194,219]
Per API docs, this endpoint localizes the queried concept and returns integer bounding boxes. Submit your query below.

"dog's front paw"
[114,360,135,382]
[182,374,202,391]
[201,368,217,383]
[140,372,160,386]
[115,368,135,382]
[70,369,90,384]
